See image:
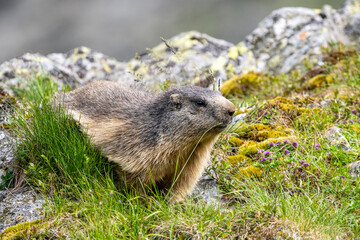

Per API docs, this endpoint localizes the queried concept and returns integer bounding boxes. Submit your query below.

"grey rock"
[192,172,221,205]
[0,188,44,232]
[0,169,5,186]
[343,0,360,40]
[320,99,332,107]
[233,113,248,124]
[348,161,360,178]
[0,47,135,96]
[0,101,43,233]
[0,131,15,169]
[234,4,354,74]
[0,130,42,234]
[126,1,359,90]
[127,31,234,91]
[324,126,351,150]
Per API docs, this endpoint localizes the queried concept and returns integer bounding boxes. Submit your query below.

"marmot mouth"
[213,122,230,131]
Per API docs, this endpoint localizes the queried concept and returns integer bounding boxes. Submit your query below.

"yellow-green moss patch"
[1,220,43,240]
[229,137,245,147]
[351,125,360,135]
[233,122,294,142]
[226,154,249,165]
[307,74,333,89]
[237,166,262,178]
[220,72,265,96]
[239,137,297,155]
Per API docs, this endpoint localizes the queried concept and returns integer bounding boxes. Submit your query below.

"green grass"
[4,43,360,239]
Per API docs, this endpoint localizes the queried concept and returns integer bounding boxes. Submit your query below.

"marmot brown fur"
[59,80,235,201]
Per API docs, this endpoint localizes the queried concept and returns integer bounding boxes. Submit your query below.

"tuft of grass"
[11,75,114,196]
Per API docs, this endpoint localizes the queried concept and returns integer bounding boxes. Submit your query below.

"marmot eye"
[194,100,206,107]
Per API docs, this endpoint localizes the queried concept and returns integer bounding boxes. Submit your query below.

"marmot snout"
[60,80,235,201]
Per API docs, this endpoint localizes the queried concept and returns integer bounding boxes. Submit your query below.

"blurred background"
[0,0,344,63]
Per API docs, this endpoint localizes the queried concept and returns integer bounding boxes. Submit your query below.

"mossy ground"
[2,43,360,239]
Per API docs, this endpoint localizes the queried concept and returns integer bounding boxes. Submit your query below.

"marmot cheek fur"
[59,80,235,201]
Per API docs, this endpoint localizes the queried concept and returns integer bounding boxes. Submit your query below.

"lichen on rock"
[0,188,44,232]
[127,31,234,91]
[0,47,135,95]
[348,160,360,178]
[324,126,351,150]
[231,1,359,74]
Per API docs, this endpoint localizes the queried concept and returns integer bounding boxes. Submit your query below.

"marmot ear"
[170,93,182,109]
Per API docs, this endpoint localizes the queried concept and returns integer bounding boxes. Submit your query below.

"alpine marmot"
[59,80,235,201]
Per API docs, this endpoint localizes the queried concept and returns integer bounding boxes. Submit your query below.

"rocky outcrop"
[1,2,359,93]
[127,31,234,90]
[0,47,134,95]
[128,0,360,89]
[349,161,360,178]
[324,126,351,150]
[0,97,39,231]
[0,188,43,232]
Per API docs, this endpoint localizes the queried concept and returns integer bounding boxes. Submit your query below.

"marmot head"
[153,86,235,141]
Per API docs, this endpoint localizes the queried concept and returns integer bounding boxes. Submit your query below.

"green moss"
[220,72,265,96]
[267,96,293,106]
[266,97,311,114]
[351,125,360,135]
[307,74,333,89]
[229,137,244,147]
[233,122,294,142]
[232,122,250,136]
[226,154,249,165]
[237,166,262,178]
[254,130,288,141]
[234,108,250,116]
[249,124,271,131]
[239,137,297,155]
[1,220,42,240]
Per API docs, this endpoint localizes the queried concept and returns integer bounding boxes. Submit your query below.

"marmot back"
[60,80,235,201]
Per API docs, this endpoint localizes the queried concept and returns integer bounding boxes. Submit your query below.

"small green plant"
[0,169,14,190]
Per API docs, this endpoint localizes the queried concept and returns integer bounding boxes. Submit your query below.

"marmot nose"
[225,100,236,117]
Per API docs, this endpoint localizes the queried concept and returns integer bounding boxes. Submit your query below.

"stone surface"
[127,1,360,89]
[192,170,221,205]
[0,131,15,170]
[127,31,234,91]
[0,93,40,233]
[324,126,351,150]
[0,47,134,95]
[0,127,35,233]
[343,0,360,40]
[348,161,360,178]
[231,3,355,74]
[0,188,44,232]
[0,169,6,186]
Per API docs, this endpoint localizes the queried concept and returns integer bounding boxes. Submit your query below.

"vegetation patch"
[4,43,360,239]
